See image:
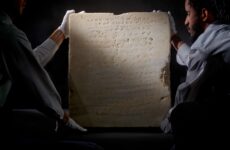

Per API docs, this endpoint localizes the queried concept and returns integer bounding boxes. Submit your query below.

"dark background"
[18,0,189,109]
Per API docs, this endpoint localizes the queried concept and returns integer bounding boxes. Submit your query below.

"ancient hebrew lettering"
[69,12,171,127]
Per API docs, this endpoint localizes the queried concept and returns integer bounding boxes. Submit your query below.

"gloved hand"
[152,10,177,36]
[152,10,161,13]
[58,9,75,38]
[168,11,177,36]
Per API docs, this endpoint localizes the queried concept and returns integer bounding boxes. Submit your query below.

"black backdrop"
[17,0,188,108]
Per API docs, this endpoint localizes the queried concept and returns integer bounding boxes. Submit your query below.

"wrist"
[171,34,183,51]
[58,25,66,36]
[50,29,65,45]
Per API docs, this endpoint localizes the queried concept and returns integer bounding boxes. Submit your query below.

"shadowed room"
[1,0,190,149]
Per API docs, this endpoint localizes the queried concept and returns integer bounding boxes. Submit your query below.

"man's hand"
[58,9,75,38]
[168,11,177,36]
[152,10,177,36]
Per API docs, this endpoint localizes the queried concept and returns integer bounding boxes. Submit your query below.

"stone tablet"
[69,12,171,127]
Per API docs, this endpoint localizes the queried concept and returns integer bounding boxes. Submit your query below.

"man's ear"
[201,8,215,23]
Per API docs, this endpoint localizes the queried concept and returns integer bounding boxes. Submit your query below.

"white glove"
[168,11,177,36]
[58,9,75,38]
[152,10,161,13]
[78,10,86,14]
[152,10,177,35]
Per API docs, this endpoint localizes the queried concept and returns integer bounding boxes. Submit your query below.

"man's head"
[1,0,27,19]
[184,0,230,41]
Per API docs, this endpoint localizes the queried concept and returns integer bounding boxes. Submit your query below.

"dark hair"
[188,0,230,24]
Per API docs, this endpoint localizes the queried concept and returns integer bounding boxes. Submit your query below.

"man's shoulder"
[0,21,29,48]
[0,29,19,52]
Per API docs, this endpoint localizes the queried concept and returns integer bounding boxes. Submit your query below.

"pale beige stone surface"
[69,12,171,127]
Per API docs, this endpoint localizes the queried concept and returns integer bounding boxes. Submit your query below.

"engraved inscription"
[69,12,171,127]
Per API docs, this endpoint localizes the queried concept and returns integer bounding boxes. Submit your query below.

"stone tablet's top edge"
[71,11,168,16]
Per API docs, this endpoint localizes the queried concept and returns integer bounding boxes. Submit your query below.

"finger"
[67,9,75,14]
[78,10,86,14]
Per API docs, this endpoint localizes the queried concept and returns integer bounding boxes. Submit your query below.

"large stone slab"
[69,12,171,127]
